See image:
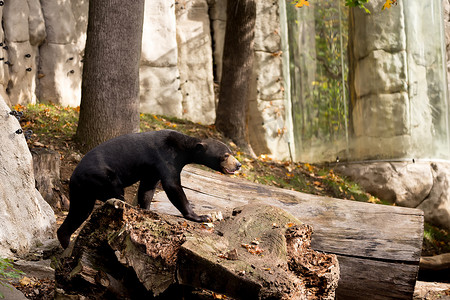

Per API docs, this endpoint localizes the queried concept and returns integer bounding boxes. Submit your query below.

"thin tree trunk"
[75,0,144,152]
[215,0,256,154]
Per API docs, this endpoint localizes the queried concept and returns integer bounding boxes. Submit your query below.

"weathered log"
[55,200,339,299]
[150,166,424,299]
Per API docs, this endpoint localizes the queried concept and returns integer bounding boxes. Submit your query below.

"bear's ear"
[195,142,208,152]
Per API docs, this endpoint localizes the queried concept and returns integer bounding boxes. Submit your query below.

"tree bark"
[31,147,69,210]
[215,0,256,154]
[75,0,144,152]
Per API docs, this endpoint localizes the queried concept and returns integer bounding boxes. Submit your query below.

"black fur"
[57,130,240,248]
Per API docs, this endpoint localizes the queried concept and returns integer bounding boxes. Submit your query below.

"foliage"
[13,103,79,142]
[291,0,397,13]
[0,258,24,299]
[287,0,349,160]
[422,223,450,256]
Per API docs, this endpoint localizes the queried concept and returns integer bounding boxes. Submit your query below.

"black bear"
[57,130,241,249]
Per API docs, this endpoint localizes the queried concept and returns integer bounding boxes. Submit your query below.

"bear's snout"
[221,154,241,174]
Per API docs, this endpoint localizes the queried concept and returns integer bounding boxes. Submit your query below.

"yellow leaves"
[368,196,381,204]
[382,0,397,10]
[304,163,314,174]
[294,0,309,8]
[13,103,26,111]
[151,114,177,128]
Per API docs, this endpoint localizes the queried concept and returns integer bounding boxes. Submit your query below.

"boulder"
[2,0,30,43]
[354,50,408,98]
[352,92,410,138]
[352,0,406,59]
[40,0,76,44]
[334,161,450,230]
[0,95,55,257]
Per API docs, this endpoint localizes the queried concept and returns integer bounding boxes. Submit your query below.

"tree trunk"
[55,200,339,299]
[215,0,256,154]
[75,0,144,152]
[31,147,69,210]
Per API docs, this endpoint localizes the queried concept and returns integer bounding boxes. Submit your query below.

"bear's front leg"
[161,177,210,222]
[137,178,159,210]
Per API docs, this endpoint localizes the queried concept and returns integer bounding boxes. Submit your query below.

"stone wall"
[444,0,450,112]
[350,0,447,160]
[38,0,86,106]
[247,1,291,159]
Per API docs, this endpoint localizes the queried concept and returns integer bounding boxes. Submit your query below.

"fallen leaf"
[19,277,33,286]
[295,0,310,8]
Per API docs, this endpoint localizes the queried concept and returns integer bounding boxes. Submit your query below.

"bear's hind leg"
[57,193,96,249]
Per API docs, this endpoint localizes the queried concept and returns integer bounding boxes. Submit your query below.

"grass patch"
[422,223,450,256]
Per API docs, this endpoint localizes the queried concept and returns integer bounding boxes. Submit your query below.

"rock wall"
[351,0,413,159]
[139,0,217,125]
[247,1,291,159]
[0,95,55,257]
[351,0,447,160]
[139,0,182,118]
[38,0,85,106]
[0,0,291,160]
[443,0,450,110]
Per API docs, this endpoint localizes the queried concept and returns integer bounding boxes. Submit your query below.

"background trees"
[75,0,145,152]
[215,0,256,154]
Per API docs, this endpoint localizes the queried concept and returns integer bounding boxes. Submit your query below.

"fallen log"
[55,200,339,299]
[150,166,424,299]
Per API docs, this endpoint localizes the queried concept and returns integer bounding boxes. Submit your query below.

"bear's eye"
[222,153,230,161]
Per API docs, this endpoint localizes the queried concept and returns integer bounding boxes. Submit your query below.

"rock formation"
[0,95,55,257]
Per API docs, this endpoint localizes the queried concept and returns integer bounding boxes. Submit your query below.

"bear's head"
[194,139,241,175]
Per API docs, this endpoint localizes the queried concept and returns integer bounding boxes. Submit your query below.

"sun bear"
[57,130,241,249]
